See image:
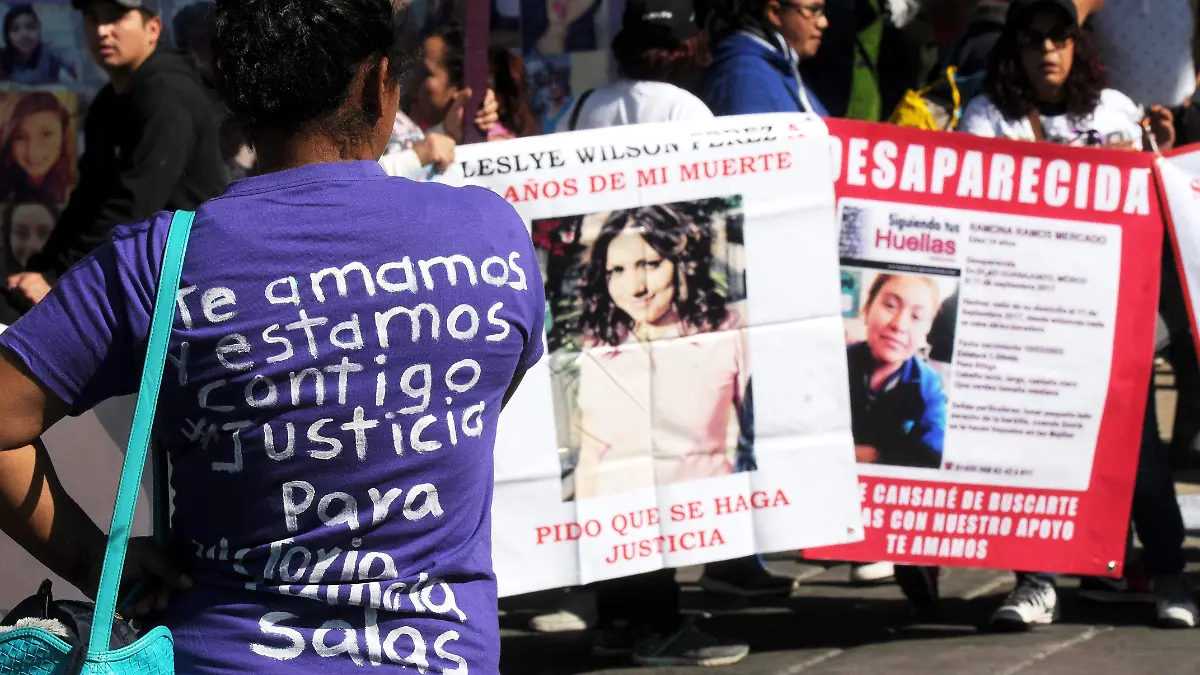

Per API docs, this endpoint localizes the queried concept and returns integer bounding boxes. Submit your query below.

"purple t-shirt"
[1,161,545,674]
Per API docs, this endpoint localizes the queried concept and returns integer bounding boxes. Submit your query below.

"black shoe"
[698,558,796,598]
[895,565,940,612]
[591,625,639,658]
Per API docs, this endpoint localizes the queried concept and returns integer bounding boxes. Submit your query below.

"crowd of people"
[0,0,1197,672]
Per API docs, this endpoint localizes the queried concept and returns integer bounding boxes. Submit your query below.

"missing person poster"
[441,113,864,596]
[806,119,1160,576]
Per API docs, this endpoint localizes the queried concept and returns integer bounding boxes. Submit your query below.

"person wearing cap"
[6,0,224,308]
[954,0,1196,632]
[556,0,713,131]
[700,0,830,117]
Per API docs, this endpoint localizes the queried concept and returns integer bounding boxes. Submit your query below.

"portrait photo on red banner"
[532,196,752,502]
[842,266,960,471]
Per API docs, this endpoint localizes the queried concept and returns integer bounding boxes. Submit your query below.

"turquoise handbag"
[0,210,195,675]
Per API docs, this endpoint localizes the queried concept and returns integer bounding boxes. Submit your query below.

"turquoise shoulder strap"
[87,210,195,657]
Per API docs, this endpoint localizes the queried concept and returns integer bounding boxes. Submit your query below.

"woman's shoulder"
[959,94,1009,136]
[68,211,176,310]
[1097,88,1138,108]
[960,94,1003,121]
[907,355,946,394]
[109,210,174,249]
[430,182,522,222]
[390,178,516,215]
[1096,88,1142,119]
[655,83,715,121]
[402,181,533,250]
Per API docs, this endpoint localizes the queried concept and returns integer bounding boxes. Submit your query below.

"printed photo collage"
[1,0,89,281]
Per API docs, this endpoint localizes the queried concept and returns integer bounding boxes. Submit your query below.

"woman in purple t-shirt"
[0,1,545,673]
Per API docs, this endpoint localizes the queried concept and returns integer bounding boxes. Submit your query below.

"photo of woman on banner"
[0,90,75,203]
[0,3,78,85]
[2,197,56,273]
[845,271,948,469]
[551,202,751,500]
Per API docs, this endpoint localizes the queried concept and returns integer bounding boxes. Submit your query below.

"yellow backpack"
[888,66,967,131]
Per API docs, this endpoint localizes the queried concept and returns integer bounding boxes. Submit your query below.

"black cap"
[621,0,698,43]
[71,0,162,16]
[1006,0,1078,26]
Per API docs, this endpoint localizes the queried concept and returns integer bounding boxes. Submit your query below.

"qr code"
[838,205,867,260]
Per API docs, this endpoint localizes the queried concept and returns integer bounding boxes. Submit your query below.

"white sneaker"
[990,579,1058,630]
[529,589,598,633]
[1154,574,1198,629]
[849,562,895,584]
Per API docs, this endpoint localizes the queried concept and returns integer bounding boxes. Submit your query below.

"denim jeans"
[1019,378,1186,587]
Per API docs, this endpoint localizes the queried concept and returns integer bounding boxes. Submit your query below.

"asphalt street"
[496,367,1200,674]
[497,541,1200,674]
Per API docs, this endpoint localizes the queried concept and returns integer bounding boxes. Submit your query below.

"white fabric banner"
[1160,148,1200,336]
[440,113,863,596]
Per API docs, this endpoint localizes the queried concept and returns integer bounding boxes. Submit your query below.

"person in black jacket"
[6,0,224,307]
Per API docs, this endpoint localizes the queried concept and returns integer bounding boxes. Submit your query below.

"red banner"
[806,119,1160,576]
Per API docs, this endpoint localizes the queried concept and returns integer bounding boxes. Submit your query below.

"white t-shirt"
[959,89,1144,147]
[556,79,714,132]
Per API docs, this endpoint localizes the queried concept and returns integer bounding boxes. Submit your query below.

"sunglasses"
[1017,24,1075,47]
[779,1,827,19]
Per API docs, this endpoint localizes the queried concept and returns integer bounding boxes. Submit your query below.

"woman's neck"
[634,309,682,342]
[869,361,904,391]
[254,131,375,174]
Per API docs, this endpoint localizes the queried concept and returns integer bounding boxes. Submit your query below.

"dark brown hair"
[579,204,727,347]
[2,4,41,75]
[613,29,710,91]
[984,11,1107,121]
[488,46,539,137]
